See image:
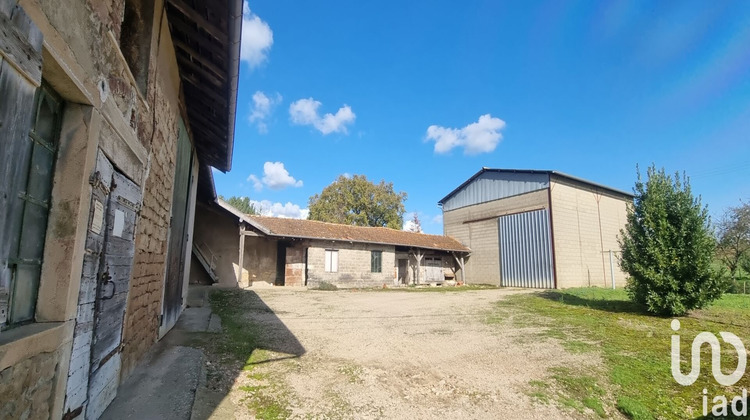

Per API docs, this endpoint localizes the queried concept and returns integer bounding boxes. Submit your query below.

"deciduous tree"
[717,202,750,279]
[219,195,257,215]
[308,175,407,229]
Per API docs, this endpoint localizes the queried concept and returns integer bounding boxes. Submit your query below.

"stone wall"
[0,351,59,420]
[443,189,549,285]
[0,0,196,418]
[120,71,180,380]
[307,242,396,288]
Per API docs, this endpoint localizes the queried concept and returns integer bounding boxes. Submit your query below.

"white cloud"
[431,214,443,224]
[247,174,263,191]
[241,2,273,68]
[426,114,506,155]
[248,162,303,191]
[249,91,282,133]
[289,98,356,135]
[250,200,309,219]
[262,161,303,189]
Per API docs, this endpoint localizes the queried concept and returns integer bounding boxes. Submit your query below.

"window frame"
[3,82,64,329]
[371,250,382,273]
[324,249,338,273]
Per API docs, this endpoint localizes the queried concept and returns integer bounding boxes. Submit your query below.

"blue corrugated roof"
[438,168,633,207]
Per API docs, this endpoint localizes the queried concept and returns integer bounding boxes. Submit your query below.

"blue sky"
[215,0,750,234]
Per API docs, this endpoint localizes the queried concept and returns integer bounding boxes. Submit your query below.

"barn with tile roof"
[190,199,471,289]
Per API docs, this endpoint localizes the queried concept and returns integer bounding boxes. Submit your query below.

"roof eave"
[223,0,241,172]
[215,198,272,235]
[265,233,471,253]
[439,168,634,206]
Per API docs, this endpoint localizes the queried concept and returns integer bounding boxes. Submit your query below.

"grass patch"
[337,364,364,384]
[550,367,606,417]
[527,367,606,417]
[207,290,294,419]
[496,287,750,419]
[208,290,261,364]
[244,392,292,420]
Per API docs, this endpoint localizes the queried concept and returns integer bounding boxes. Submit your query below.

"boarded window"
[371,251,382,273]
[324,250,338,273]
[5,84,63,326]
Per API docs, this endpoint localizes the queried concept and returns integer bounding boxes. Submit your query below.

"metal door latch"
[100,271,116,300]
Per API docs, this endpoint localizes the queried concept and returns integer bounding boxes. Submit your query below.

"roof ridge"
[248,215,462,242]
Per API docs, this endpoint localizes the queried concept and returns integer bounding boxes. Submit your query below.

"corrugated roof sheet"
[438,168,633,206]
[247,216,471,253]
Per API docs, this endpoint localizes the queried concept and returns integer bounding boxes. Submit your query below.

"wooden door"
[162,120,193,333]
[397,259,408,284]
[424,257,444,283]
[86,154,141,419]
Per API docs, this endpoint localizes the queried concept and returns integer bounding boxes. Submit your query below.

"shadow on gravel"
[191,289,306,420]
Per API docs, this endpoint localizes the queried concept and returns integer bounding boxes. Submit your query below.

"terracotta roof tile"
[247,216,470,253]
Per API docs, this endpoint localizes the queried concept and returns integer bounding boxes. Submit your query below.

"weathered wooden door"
[397,259,408,284]
[424,257,444,283]
[161,120,193,333]
[85,152,141,419]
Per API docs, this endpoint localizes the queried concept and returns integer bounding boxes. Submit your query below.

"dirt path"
[213,288,600,419]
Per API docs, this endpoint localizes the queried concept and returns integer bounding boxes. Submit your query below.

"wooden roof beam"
[182,76,228,109]
[168,18,227,61]
[168,0,228,44]
[176,54,224,87]
[173,39,225,79]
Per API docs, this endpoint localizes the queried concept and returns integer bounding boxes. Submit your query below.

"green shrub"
[619,165,724,316]
[315,281,338,291]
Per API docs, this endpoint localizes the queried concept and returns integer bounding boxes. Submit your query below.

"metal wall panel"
[442,171,549,211]
[498,209,555,288]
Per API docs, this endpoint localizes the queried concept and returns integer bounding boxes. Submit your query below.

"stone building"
[0,0,240,418]
[440,168,633,289]
[191,200,471,289]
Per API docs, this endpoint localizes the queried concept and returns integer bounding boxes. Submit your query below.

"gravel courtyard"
[203,288,603,419]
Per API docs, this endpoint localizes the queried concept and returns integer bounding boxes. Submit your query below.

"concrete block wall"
[443,189,549,285]
[307,242,396,288]
[549,179,629,288]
